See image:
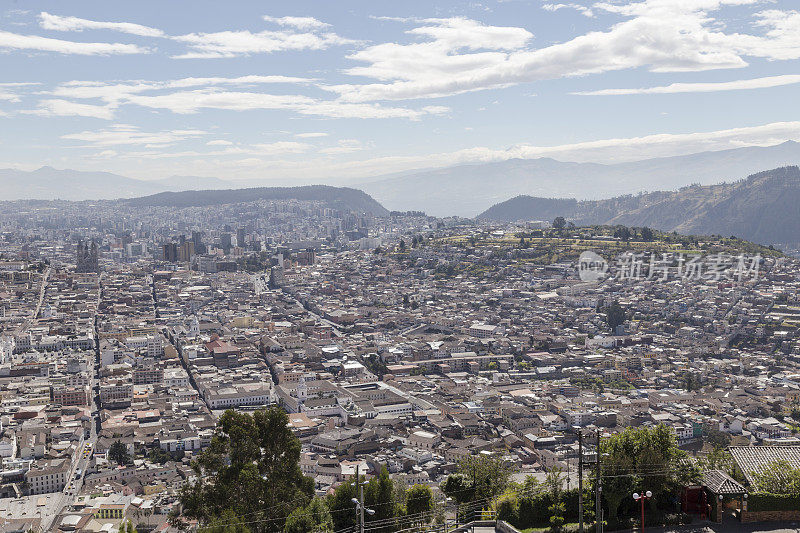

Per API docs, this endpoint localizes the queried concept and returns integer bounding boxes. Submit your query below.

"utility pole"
[351,466,373,533]
[359,468,365,533]
[578,429,584,533]
[355,465,361,533]
[595,431,602,533]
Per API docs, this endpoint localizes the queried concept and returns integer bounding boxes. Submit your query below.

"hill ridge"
[478,166,800,248]
[124,184,389,215]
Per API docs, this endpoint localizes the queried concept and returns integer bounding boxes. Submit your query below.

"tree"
[118,521,136,533]
[284,498,333,533]
[365,467,397,529]
[443,454,513,504]
[548,500,566,533]
[399,239,406,252]
[204,510,253,533]
[406,484,434,519]
[327,478,358,532]
[599,425,696,521]
[148,447,172,465]
[109,440,130,465]
[605,300,625,333]
[751,460,800,494]
[552,217,566,230]
[614,226,631,242]
[698,447,735,477]
[640,227,655,242]
[705,429,732,449]
[546,468,565,533]
[441,473,473,504]
[178,408,314,531]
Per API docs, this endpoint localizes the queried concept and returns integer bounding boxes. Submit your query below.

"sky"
[1,0,800,184]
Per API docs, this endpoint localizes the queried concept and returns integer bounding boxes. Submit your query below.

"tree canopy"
[751,460,800,495]
[605,300,625,333]
[599,425,699,521]
[178,408,314,532]
[406,484,434,519]
[109,440,130,465]
[283,498,333,533]
[442,453,513,504]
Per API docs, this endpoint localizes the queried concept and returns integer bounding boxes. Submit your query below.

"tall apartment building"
[52,385,88,406]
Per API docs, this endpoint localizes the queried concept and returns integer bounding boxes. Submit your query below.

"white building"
[26,458,70,495]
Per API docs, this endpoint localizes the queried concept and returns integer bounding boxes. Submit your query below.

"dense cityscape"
[4,1,800,532]
[0,195,798,532]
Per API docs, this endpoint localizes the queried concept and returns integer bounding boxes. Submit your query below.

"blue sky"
[1,0,800,183]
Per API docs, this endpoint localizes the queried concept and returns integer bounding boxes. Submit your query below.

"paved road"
[279,286,344,337]
[13,267,50,336]
[653,522,800,533]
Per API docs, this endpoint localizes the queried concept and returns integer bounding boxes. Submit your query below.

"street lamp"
[632,491,652,533]
[351,497,375,533]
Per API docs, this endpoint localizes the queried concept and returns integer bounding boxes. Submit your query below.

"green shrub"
[495,493,519,523]
[748,493,800,512]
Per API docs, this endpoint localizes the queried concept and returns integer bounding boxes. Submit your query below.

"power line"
[194,458,698,532]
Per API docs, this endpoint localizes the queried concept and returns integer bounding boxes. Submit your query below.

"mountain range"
[3,142,800,216]
[478,166,800,249]
[358,141,800,217]
[0,166,231,201]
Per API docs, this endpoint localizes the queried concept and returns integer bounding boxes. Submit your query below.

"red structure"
[682,485,709,519]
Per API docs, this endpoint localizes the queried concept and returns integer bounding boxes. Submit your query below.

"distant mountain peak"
[359,140,800,217]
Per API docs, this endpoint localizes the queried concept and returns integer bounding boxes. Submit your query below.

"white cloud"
[165,75,312,87]
[33,11,353,59]
[101,140,311,160]
[502,121,800,163]
[119,89,448,120]
[542,3,595,18]
[40,76,445,121]
[295,132,329,138]
[0,91,20,102]
[319,139,366,154]
[250,141,310,155]
[574,74,800,95]
[262,15,331,30]
[23,99,115,119]
[0,29,146,55]
[207,139,233,146]
[49,75,312,105]
[329,2,800,102]
[172,28,355,59]
[39,12,165,37]
[61,126,208,147]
